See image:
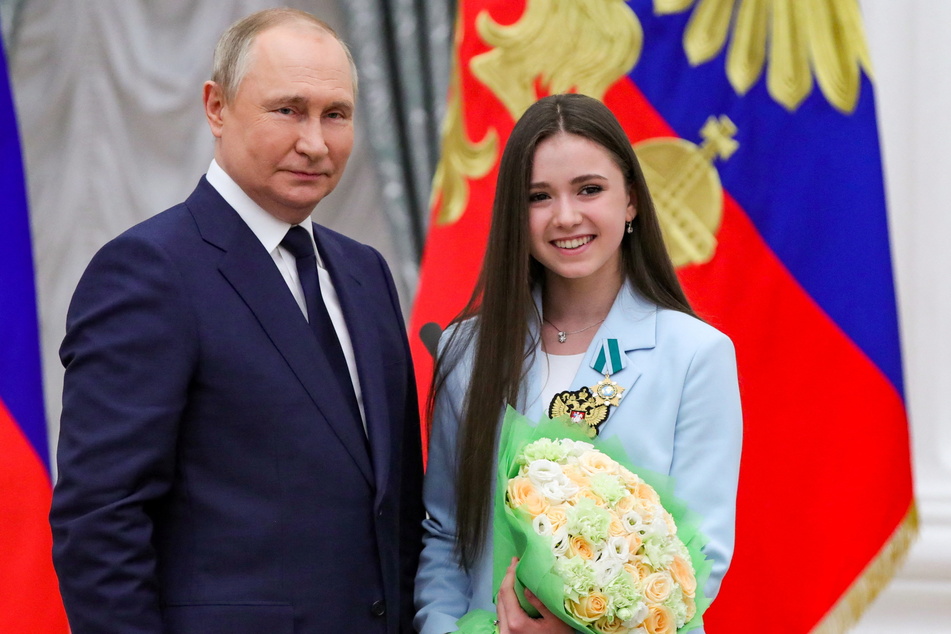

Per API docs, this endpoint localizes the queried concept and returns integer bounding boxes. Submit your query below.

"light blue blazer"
[414,283,742,634]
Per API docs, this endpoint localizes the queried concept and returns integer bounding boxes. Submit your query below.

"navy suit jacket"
[51,178,424,633]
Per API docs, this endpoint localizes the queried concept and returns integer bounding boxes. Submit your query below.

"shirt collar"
[205,159,323,266]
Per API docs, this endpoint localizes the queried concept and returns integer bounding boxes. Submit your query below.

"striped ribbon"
[591,339,624,376]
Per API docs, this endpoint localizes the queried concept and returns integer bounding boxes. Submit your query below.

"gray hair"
[211,8,358,103]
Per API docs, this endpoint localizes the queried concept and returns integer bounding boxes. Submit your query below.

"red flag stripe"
[0,399,67,632]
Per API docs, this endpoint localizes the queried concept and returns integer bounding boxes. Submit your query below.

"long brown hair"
[430,93,696,569]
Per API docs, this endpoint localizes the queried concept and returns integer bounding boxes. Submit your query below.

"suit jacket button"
[370,600,386,617]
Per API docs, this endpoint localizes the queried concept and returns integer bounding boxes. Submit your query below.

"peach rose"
[568,535,597,560]
[562,464,591,488]
[566,592,609,623]
[623,562,640,581]
[625,531,643,555]
[634,557,654,582]
[643,571,674,603]
[506,476,548,517]
[574,488,606,507]
[578,450,620,476]
[625,559,653,582]
[632,482,660,506]
[668,555,697,598]
[633,498,656,522]
[685,594,697,621]
[545,505,569,532]
[594,615,627,633]
[609,515,627,537]
[618,465,642,487]
[614,494,638,515]
[643,604,676,634]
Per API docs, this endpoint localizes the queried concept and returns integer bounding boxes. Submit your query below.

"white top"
[205,160,366,431]
[537,351,586,415]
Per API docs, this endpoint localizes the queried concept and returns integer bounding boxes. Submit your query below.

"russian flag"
[0,32,68,631]
[410,1,915,630]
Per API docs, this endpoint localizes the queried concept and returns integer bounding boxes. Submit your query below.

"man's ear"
[203,81,226,138]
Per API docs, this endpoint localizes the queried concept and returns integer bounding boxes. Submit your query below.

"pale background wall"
[852,2,951,631]
[3,0,948,629]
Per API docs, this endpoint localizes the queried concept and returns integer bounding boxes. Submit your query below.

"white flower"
[621,601,649,629]
[551,526,570,557]
[621,510,646,534]
[527,459,562,482]
[527,460,579,502]
[591,553,623,587]
[603,535,630,561]
[642,513,670,540]
[563,439,595,456]
[533,513,553,537]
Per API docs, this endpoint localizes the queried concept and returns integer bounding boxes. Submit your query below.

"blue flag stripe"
[0,34,50,470]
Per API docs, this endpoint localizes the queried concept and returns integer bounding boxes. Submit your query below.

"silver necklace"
[543,317,606,343]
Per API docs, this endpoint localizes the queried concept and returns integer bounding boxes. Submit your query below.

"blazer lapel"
[572,283,656,432]
[187,180,374,485]
[313,225,391,500]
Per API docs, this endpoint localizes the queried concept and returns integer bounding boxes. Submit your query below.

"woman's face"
[527,131,635,288]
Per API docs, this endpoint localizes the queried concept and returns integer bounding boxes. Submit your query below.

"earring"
[625,220,633,234]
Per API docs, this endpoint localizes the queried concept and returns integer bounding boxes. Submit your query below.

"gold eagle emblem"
[549,386,611,438]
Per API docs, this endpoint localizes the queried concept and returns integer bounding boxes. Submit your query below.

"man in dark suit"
[49,9,423,633]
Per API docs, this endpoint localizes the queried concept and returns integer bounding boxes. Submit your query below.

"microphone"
[418,322,443,360]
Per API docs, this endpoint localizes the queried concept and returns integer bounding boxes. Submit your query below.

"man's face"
[205,24,355,224]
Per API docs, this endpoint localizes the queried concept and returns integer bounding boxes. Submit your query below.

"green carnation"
[519,438,571,465]
[554,555,596,598]
[642,536,675,569]
[589,473,627,506]
[664,584,688,628]
[604,571,640,614]
[566,497,610,543]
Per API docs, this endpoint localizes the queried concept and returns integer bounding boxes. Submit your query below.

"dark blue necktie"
[281,225,363,429]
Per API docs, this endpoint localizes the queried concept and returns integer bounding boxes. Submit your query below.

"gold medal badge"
[592,374,624,407]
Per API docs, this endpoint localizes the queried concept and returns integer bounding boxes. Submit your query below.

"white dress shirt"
[205,160,367,431]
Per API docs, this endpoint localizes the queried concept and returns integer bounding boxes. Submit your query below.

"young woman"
[414,94,742,634]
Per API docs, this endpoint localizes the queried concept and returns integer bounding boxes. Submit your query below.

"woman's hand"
[496,558,573,634]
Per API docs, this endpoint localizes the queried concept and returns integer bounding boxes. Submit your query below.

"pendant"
[557,331,567,344]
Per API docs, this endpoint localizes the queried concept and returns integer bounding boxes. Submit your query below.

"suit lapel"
[186,180,374,485]
[313,225,391,499]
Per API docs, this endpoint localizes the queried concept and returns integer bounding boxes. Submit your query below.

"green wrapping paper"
[455,407,713,633]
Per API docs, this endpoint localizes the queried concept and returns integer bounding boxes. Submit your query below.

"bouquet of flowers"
[457,408,711,634]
